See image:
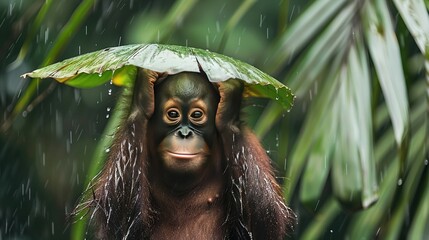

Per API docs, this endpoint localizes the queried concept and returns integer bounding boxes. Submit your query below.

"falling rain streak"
[2,0,424,239]
[259,14,266,28]
[44,28,49,44]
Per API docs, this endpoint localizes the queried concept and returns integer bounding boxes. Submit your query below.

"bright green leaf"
[23,44,294,110]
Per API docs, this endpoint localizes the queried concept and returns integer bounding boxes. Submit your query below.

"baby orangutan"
[87,70,295,239]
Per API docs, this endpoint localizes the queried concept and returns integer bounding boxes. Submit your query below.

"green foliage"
[23,44,294,109]
[1,0,428,239]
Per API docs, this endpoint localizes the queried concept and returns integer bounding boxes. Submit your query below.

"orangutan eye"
[189,108,207,125]
[190,110,203,119]
[167,109,180,120]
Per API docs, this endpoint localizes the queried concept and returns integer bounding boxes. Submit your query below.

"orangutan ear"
[130,68,167,120]
[215,79,243,131]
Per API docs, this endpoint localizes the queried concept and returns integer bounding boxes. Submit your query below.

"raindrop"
[74,89,81,103]
[107,107,111,112]
[106,114,110,119]
[330,229,333,233]
[290,5,296,21]
[425,159,428,165]
[219,3,226,14]
[376,227,381,236]
[275,134,279,147]
[51,222,55,235]
[259,14,265,28]
[397,178,403,186]
[44,28,50,44]
[22,110,28,117]
[85,25,88,35]
[108,89,112,95]
[105,148,111,153]
[98,73,103,77]
[9,3,15,15]
[78,45,81,55]
[314,200,320,211]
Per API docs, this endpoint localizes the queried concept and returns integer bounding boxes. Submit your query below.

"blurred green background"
[0,0,428,239]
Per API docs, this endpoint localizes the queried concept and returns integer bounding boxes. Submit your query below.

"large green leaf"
[332,39,378,209]
[22,44,294,109]
[363,0,410,145]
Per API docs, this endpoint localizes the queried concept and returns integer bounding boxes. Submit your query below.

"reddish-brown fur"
[84,69,295,239]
